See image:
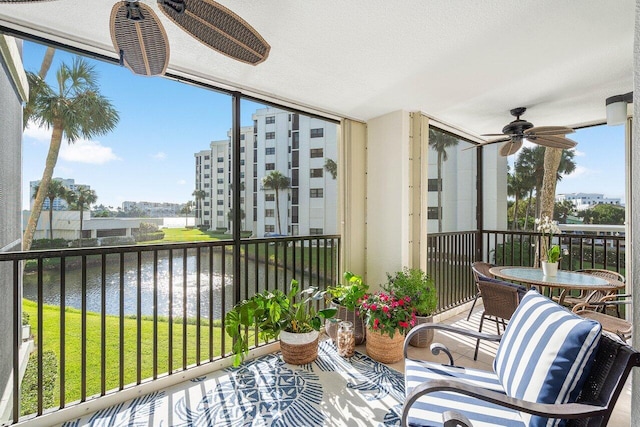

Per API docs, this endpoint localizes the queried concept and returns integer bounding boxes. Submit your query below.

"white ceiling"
[0,0,634,138]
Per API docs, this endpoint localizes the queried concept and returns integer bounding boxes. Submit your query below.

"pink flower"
[397,299,404,307]
[373,318,380,329]
[382,306,389,313]
[370,304,377,311]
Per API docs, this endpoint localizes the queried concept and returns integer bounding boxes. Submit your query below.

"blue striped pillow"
[494,290,601,427]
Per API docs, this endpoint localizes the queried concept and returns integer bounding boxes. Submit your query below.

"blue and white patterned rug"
[63,340,404,426]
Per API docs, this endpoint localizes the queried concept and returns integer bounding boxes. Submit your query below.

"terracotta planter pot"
[279,330,319,365]
[325,301,366,344]
[409,315,434,348]
[365,327,404,364]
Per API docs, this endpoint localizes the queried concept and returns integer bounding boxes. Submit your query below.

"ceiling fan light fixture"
[605,92,632,126]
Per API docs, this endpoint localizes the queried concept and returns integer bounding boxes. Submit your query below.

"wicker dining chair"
[468,262,495,321]
[555,269,625,311]
[473,278,524,360]
[573,294,632,342]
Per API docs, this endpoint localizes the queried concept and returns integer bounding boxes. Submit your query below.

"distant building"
[194,108,338,237]
[29,178,88,211]
[556,193,622,211]
[121,201,184,217]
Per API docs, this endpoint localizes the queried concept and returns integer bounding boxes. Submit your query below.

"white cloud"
[177,179,187,185]
[60,139,120,164]
[24,121,51,143]
[152,151,167,160]
[571,148,586,157]
[563,165,596,180]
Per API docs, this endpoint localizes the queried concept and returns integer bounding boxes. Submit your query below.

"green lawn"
[141,227,253,244]
[23,299,225,407]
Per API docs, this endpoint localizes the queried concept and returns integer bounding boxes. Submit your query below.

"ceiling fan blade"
[481,133,510,137]
[158,0,270,65]
[0,0,56,2]
[524,126,574,136]
[461,138,510,151]
[110,2,169,76]
[499,140,523,157]
[528,135,578,149]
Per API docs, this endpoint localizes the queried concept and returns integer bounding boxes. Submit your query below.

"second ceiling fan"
[474,107,577,156]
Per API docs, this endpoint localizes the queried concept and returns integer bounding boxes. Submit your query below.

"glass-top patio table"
[489,266,625,306]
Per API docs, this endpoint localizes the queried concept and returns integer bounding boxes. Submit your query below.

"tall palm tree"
[23,57,119,251]
[262,170,290,235]
[33,179,67,240]
[539,147,576,219]
[68,186,97,246]
[324,158,337,179]
[181,201,194,227]
[192,189,206,226]
[23,46,56,130]
[428,128,459,232]
[515,146,575,221]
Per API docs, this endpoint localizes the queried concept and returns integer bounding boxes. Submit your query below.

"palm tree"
[23,46,56,130]
[192,189,206,226]
[180,201,194,227]
[68,186,97,246]
[262,170,290,235]
[515,146,575,222]
[22,57,119,251]
[227,208,246,231]
[33,179,67,240]
[324,158,337,179]
[428,128,459,232]
[539,147,576,219]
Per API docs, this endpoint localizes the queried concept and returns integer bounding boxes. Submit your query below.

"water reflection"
[23,249,286,321]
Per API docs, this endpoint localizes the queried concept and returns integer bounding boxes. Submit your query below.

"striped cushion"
[494,290,601,427]
[405,359,526,427]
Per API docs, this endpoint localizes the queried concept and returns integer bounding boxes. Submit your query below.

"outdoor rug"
[62,340,404,426]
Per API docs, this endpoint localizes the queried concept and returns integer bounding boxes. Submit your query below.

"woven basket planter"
[325,302,366,345]
[279,330,319,365]
[365,328,404,364]
[409,315,434,348]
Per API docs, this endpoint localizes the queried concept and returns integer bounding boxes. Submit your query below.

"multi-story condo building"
[121,201,184,217]
[556,193,623,211]
[29,177,87,211]
[194,108,338,237]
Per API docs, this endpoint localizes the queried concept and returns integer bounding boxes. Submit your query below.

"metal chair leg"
[466,292,480,321]
[474,313,486,361]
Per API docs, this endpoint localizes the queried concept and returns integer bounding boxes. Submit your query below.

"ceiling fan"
[472,107,577,156]
[0,0,271,76]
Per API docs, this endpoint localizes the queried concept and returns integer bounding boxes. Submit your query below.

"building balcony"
[0,230,629,426]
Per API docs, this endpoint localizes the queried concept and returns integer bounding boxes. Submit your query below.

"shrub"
[31,238,68,250]
[134,231,165,242]
[21,350,57,415]
[385,267,437,316]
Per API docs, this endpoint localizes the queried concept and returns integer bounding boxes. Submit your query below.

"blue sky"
[21,41,264,210]
[21,41,627,210]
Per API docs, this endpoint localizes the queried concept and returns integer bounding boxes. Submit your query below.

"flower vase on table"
[541,261,558,277]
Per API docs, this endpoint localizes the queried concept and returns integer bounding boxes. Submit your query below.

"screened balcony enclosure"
[0,1,639,426]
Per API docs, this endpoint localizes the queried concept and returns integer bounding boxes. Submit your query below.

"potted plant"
[225,279,337,367]
[325,271,369,344]
[385,267,437,348]
[536,215,563,276]
[359,291,416,363]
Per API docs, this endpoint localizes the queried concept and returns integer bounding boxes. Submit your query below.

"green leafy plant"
[225,279,337,366]
[325,271,369,310]
[536,215,563,263]
[385,267,437,316]
[360,291,416,338]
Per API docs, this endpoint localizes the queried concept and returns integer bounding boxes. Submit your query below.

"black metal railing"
[0,235,339,425]
[426,229,626,313]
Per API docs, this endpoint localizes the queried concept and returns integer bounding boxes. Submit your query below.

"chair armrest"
[442,410,473,427]
[401,379,609,427]
[403,323,501,359]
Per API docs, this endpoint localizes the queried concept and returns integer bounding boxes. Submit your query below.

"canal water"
[22,250,291,321]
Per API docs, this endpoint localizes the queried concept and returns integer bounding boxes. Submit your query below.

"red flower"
[399,321,409,329]
[382,306,389,313]
[370,304,377,311]
[397,299,404,306]
[373,318,380,329]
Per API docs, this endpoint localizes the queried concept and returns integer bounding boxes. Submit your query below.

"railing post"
[475,146,484,262]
